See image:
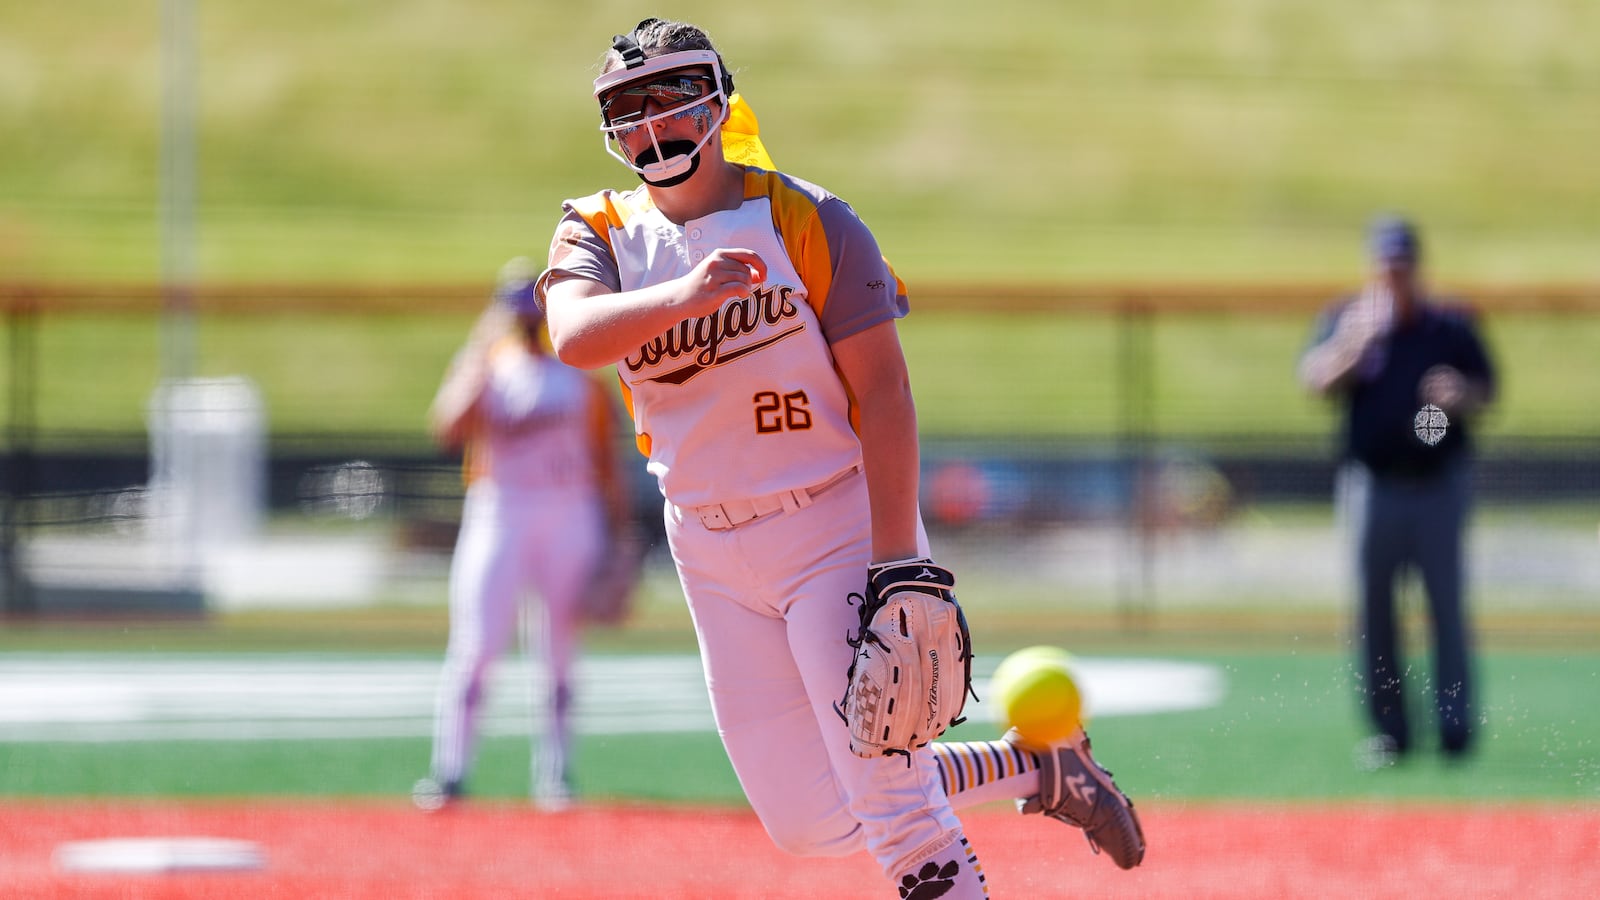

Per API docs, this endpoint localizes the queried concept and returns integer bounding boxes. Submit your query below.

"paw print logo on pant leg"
[899,858,962,899]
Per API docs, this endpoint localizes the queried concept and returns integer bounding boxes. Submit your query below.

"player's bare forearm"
[858,405,922,563]
[1298,335,1365,396]
[428,303,514,447]
[428,353,489,448]
[832,321,921,563]
[545,279,692,368]
[427,381,482,450]
[1300,296,1391,395]
[545,250,767,369]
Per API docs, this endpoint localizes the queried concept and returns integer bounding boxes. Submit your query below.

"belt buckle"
[696,500,761,531]
[696,504,733,530]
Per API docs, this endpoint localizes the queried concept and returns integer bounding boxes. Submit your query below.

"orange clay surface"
[2,799,1596,899]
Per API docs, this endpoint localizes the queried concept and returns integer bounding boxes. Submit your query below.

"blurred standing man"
[1299,217,1497,768]
[415,258,632,812]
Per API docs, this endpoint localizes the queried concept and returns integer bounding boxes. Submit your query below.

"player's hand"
[1332,291,1390,352]
[1420,364,1468,411]
[676,248,766,317]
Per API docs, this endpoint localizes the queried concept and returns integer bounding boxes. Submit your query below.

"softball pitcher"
[537,19,1143,894]
[415,261,630,812]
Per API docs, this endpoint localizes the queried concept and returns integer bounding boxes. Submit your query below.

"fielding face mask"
[594,48,731,185]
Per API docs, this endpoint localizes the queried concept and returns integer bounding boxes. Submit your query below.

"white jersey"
[465,338,611,494]
[536,168,907,508]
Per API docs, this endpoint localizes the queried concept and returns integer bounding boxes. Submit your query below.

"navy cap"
[494,256,544,319]
[1368,216,1420,265]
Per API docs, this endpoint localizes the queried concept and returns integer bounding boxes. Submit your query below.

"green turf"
[5,1,1596,818]
[4,0,1599,283]
[0,731,747,806]
[1101,650,1600,803]
[6,3,1600,444]
[2,647,1595,804]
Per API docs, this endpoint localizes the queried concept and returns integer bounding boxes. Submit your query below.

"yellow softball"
[989,645,1083,746]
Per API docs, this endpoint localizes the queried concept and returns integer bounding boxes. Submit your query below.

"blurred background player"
[414,258,632,811]
[536,17,1142,896]
[1298,217,1497,768]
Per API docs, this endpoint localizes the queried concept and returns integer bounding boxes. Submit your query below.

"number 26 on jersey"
[753,390,812,434]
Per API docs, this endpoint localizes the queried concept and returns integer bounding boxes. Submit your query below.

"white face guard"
[593,49,730,184]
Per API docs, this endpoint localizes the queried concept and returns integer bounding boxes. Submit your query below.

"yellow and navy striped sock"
[931,738,1040,803]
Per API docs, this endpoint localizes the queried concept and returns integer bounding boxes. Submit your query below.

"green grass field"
[4,1,1599,283]
[5,2,1599,442]
[3,640,1594,806]
[2,598,1596,805]
[3,1,1597,837]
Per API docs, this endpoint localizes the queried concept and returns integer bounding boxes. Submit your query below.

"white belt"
[690,465,861,531]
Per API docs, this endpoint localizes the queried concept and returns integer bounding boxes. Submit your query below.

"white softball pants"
[430,481,603,795]
[664,470,963,878]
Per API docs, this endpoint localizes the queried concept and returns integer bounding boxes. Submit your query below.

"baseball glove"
[835,558,975,760]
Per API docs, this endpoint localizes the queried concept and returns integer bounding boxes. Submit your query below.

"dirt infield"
[3,799,1596,898]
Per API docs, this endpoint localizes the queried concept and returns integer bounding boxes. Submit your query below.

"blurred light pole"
[160,0,201,585]
[161,0,196,382]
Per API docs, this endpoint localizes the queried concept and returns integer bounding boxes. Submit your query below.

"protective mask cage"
[593,49,731,182]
